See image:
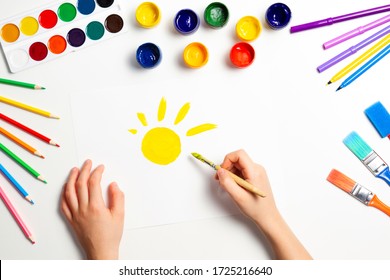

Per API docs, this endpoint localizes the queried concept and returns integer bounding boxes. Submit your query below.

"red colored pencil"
[0,113,59,147]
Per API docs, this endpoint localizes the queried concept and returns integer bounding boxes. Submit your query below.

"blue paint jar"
[136,43,161,69]
[265,3,291,30]
[174,9,200,35]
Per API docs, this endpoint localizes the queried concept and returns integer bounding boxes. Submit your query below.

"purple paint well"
[67,28,86,47]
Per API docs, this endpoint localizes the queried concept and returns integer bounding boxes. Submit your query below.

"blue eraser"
[364,101,390,138]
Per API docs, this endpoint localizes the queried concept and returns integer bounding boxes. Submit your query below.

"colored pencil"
[323,13,390,49]
[336,43,390,91]
[0,163,34,204]
[191,152,266,197]
[327,169,390,217]
[0,142,47,183]
[0,186,35,243]
[0,95,59,119]
[343,131,390,185]
[317,23,390,72]
[328,34,390,84]
[0,127,44,158]
[0,77,45,90]
[0,113,60,147]
[364,101,390,140]
[290,4,390,33]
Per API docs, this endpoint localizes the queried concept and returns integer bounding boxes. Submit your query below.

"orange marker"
[0,127,44,158]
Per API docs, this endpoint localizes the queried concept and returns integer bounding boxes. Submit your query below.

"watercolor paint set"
[0,0,126,73]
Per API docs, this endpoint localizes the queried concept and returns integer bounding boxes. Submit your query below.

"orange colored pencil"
[0,127,44,158]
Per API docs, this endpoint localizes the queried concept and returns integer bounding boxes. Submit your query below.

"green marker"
[0,77,45,90]
[0,143,47,183]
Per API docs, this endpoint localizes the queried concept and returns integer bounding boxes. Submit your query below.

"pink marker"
[323,13,390,49]
[0,186,35,244]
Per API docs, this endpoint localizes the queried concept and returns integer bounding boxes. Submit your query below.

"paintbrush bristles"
[191,152,217,169]
[327,169,356,193]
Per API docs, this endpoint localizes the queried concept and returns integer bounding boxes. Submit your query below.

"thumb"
[108,182,125,218]
[217,168,245,199]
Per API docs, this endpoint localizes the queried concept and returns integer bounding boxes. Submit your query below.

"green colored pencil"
[0,78,45,90]
[0,142,46,183]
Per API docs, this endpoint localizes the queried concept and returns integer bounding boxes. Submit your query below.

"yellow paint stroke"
[137,113,148,126]
[186,123,217,136]
[174,102,190,125]
[128,129,137,134]
[141,127,181,165]
[157,97,166,121]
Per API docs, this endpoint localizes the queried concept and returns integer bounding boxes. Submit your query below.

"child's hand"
[61,160,125,260]
[216,150,312,259]
[216,149,278,226]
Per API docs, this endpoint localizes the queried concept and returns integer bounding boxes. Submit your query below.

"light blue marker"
[337,43,390,91]
[0,163,34,204]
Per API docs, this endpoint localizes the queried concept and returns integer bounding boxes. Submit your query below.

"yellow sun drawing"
[129,97,217,165]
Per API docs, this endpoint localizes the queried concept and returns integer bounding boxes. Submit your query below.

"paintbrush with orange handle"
[327,169,390,216]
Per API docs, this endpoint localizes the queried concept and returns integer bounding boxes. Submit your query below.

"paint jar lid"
[183,42,208,68]
[230,42,255,68]
[204,2,229,28]
[136,42,161,68]
[136,2,161,28]
[236,16,262,41]
[174,9,200,35]
[265,3,291,30]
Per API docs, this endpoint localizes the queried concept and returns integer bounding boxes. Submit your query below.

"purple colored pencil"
[323,13,390,49]
[290,4,390,33]
[317,23,390,72]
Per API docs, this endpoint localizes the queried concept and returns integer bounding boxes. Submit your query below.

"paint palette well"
[0,0,126,73]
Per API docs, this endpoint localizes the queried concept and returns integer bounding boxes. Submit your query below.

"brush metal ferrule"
[350,184,373,205]
[362,151,387,176]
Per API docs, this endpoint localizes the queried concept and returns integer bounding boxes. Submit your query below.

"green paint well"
[58,3,77,22]
[86,21,105,40]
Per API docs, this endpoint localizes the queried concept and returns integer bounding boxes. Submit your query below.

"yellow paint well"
[20,16,39,36]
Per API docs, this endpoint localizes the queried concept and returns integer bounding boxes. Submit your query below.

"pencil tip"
[327,81,332,85]
[55,144,60,147]
[41,87,46,90]
[29,236,36,244]
[336,86,342,92]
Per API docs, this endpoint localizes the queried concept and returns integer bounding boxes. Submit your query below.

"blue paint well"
[174,9,200,35]
[136,43,161,69]
[265,3,291,30]
[77,0,96,15]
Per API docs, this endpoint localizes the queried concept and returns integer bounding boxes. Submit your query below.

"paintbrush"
[343,131,390,185]
[327,169,390,216]
[364,101,390,140]
[191,152,266,197]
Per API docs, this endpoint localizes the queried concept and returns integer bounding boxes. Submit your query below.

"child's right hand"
[215,149,279,228]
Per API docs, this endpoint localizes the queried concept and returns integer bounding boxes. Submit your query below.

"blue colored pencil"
[337,43,390,91]
[0,163,34,204]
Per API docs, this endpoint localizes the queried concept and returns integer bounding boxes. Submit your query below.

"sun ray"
[174,102,190,125]
[128,129,138,134]
[186,123,217,136]
[157,97,166,122]
[137,113,148,126]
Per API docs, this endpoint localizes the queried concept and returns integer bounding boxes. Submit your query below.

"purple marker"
[317,23,390,72]
[323,13,390,49]
[290,4,390,33]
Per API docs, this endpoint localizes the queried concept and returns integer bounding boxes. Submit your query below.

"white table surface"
[1,0,390,260]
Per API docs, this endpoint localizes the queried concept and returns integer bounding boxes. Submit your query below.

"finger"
[217,168,247,202]
[221,149,254,179]
[108,182,125,218]
[87,164,105,207]
[61,195,73,222]
[76,159,93,208]
[62,167,80,213]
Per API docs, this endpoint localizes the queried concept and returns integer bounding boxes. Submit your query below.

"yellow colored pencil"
[0,127,44,158]
[328,33,390,84]
[0,95,59,119]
